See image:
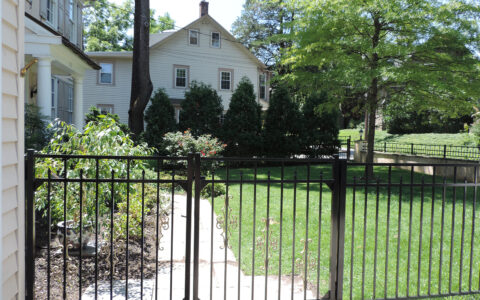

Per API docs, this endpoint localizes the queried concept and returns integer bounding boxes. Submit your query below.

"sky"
[109,0,246,32]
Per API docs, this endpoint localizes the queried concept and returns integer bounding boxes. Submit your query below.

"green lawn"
[339,129,477,147]
[209,164,480,299]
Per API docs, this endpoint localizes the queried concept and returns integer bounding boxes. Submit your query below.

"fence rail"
[25,152,480,299]
[371,142,480,161]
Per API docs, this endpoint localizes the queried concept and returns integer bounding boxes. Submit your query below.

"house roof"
[25,13,101,70]
[88,14,267,70]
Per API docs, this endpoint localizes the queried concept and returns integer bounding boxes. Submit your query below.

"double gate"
[25,151,480,299]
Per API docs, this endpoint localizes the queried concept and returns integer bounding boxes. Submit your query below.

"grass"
[339,129,477,147]
[209,163,480,299]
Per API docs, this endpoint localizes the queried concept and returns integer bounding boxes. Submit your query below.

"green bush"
[35,117,159,239]
[85,106,130,134]
[25,103,51,151]
[384,101,472,134]
[221,77,262,157]
[179,81,224,136]
[262,86,302,157]
[144,89,177,152]
[200,183,226,198]
[301,91,340,157]
[161,129,226,171]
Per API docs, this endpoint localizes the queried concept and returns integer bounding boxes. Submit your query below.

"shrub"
[200,183,226,198]
[262,86,302,157]
[35,117,158,239]
[179,81,224,136]
[144,89,177,152]
[221,77,262,157]
[161,129,226,171]
[301,92,340,157]
[25,103,51,151]
[85,106,130,134]
[384,101,472,134]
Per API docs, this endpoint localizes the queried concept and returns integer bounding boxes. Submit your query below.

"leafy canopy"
[83,0,175,51]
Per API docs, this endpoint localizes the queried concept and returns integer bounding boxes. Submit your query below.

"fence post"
[329,156,347,300]
[411,143,414,155]
[444,145,447,159]
[384,142,387,153]
[25,150,35,300]
[184,153,195,300]
[192,153,202,300]
[346,138,351,160]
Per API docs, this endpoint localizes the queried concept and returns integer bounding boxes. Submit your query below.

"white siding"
[2,0,25,299]
[84,17,265,124]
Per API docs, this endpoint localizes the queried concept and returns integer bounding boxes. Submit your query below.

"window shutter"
[40,0,48,19]
[58,0,65,34]
[77,3,83,48]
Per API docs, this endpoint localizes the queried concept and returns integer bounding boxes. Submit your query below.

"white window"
[99,63,113,84]
[189,29,199,45]
[259,73,267,100]
[46,0,54,24]
[51,77,56,120]
[97,104,114,115]
[211,32,220,48]
[67,85,73,124]
[220,71,232,90]
[68,0,74,20]
[175,66,188,88]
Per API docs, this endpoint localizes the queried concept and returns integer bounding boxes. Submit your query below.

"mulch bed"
[34,206,169,299]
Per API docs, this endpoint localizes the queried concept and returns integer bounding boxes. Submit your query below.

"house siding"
[2,0,25,299]
[84,17,267,124]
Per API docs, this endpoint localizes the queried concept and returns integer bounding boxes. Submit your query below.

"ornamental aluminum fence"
[25,151,480,300]
[372,142,480,161]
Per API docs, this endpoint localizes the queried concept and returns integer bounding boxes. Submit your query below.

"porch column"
[36,57,52,119]
[73,76,84,129]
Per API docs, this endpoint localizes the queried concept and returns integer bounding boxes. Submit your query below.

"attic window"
[211,32,220,48]
[189,29,199,45]
[99,63,113,84]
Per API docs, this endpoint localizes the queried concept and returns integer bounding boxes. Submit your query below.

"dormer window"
[189,29,199,45]
[211,32,220,48]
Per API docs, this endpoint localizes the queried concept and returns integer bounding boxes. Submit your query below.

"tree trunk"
[129,0,153,137]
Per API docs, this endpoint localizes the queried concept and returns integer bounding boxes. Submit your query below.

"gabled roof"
[88,14,267,70]
[150,14,267,69]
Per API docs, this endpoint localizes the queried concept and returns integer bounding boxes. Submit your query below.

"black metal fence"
[25,152,480,299]
[373,142,480,161]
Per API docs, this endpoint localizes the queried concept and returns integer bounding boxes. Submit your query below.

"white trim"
[0,0,4,292]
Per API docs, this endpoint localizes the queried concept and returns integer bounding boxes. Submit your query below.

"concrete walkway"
[83,194,314,299]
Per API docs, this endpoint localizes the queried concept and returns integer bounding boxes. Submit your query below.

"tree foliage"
[179,82,224,137]
[83,0,175,51]
[150,12,175,34]
[83,0,133,51]
[221,77,262,156]
[301,92,340,157]
[85,106,130,134]
[282,0,480,170]
[144,89,176,151]
[232,0,294,66]
[263,86,302,157]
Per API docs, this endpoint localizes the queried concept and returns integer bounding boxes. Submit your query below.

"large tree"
[232,0,294,67]
[150,12,175,33]
[283,0,480,175]
[129,0,153,136]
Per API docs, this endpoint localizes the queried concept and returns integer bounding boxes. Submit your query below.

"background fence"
[26,152,480,299]
[371,142,480,161]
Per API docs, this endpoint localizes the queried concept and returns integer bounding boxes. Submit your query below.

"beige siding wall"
[2,0,25,299]
[84,19,265,124]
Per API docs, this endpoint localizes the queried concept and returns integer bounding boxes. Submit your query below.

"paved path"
[84,194,314,299]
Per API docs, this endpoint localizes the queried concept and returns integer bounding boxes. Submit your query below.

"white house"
[84,1,270,124]
[1,0,25,298]
[23,0,100,129]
